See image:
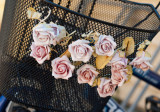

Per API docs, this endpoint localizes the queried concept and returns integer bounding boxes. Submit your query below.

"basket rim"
[44,0,160,33]
[121,0,160,19]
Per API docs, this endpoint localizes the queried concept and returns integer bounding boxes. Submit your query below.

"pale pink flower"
[95,35,116,56]
[97,78,116,98]
[51,56,75,80]
[33,23,66,46]
[111,69,128,86]
[68,39,93,63]
[110,52,128,70]
[77,64,99,86]
[130,51,152,71]
[30,42,50,64]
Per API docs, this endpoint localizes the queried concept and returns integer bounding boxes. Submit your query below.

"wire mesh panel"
[0,0,159,112]
[52,0,160,30]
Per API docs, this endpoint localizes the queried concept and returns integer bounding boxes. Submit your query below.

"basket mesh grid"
[0,0,159,111]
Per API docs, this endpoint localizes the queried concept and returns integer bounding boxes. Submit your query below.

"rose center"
[57,63,67,74]
[35,47,46,58]
[39,35,49,42]
[100,40,112,53]
[114,71,123,81]
[77,46,87,56]
[83,71,91,80]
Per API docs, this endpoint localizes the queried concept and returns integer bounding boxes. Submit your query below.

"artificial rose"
[33,23,66,46]
[129,51,152,71]
[77,64,99,86]
[30,42,50,64]
[97,78,116,98]
[110,52,128,70]
[111,69,128,86]
[95,35,116,56]
[68,39,93,63]
[51,56,75,80]
[54,25,67,43]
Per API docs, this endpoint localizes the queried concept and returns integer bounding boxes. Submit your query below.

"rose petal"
[129,51,152,71]
[77,64,99,85]
[30,42,50,64]
[33,23,66,46]
[51,56,75,80]
[95,35,116,56]
[97,78,116,97]
[68,40,93,63]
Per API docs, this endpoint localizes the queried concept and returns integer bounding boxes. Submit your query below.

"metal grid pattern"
[0,0,159,111]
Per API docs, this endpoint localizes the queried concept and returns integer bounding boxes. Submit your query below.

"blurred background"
[0,0,160,112]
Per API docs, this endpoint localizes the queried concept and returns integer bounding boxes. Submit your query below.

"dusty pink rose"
[110,52,128,70]
[49,24,67,43]
[68,40,93,63]
[111,69,128,86]
[77,64,99,86]
[51,56,75,80]
[95,35,116,56]
[97,78,116,98]
[30,42,50,64]
[33,23,66,46]
[129,51,152,71]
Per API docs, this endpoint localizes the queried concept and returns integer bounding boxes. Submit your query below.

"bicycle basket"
[0,0,159,112]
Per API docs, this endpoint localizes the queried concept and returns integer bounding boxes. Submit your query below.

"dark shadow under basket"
[0,0,159,112]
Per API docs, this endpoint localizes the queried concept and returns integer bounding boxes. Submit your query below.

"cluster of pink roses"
[30,30,120,97]
[96,51,152,98]
[51,55,99,83]
[110,52,128,86]
[51,34,117,81]
[97,52,128,97]
[30,24,152,98]
[68,35,117,63]
[30,23,66,64]
[96,50,152,97]
[27,7,153,99]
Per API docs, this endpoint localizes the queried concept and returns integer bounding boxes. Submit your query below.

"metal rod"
[127,84,149,112]
[150,45,160,64]
[58,0,62,5]
[127,61,160,112]
[132,3,160,28]
[77,0,83,13]
[88,0,97,17]
[121,79,141,108]
[155,61,160,72]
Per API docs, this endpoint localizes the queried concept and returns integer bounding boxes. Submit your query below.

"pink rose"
[51,56,75,80]
[97,78,116,98]
[68,40,93,63]
[33,23,66,46]
[111,69,128,86]
[54,25,67,43]
[110,52,128,86]
[129,51,152,71]
[95,35,116,56]
[77,64,99,86]
[110,52,128,70]
[30,42,50,64]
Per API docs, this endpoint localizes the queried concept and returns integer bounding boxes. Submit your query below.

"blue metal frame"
[0,96,9,112]
[104,98,125,112]
[133,68,160,89]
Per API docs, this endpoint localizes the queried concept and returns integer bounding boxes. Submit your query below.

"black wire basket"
[0,0,159,112]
